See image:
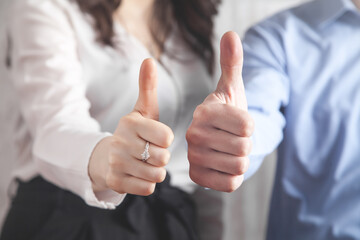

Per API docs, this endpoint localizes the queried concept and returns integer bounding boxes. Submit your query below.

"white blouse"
[8,0,214,209]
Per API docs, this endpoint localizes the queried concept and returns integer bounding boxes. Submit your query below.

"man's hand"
[186,32,254,192]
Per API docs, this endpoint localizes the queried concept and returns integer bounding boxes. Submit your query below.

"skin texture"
[186,32,254,192]
[89,59,174,196]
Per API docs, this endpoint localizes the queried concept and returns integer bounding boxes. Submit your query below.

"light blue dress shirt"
[242,0,360,239]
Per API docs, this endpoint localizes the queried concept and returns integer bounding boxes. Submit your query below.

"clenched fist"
[89,59,174,196]
[186,32,254,192]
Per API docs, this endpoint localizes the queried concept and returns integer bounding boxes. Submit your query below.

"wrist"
[88,136,112,192]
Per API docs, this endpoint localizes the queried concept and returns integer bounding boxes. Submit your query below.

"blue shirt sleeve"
[242,21,290,180]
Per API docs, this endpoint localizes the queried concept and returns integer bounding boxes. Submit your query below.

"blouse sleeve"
[9,1,125,209]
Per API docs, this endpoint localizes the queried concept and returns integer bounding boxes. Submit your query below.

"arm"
[186,32,254,192]
[186,25,289,191]
[9,1,172,208]
[242,23,290,179]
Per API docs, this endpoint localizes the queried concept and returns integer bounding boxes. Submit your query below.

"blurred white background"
[0,0,307,239]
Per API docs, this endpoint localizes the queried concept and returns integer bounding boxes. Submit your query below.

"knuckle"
[247,140,253,155]
[232,157,247,175]
[185,128,194,143]
[105,174,117,190]
[141,183,156,196]
[109,137,120,149]
[186,128,203,146]
[108,154,125,170]
[235,138,252,157]
[234,146,245,157]
[108,154,117,169]
[243,117,255,137]
[154,168,167,183]
[189,166,204,186]
[242,139,252,156]
[224,176,241,193]
[193,105,204,120]
[158,150,170,166]
[108,154,118,169]
[189,168,199,184]
[188,150,203,165]
[193,104,211,121]
[243,157,250,173]
[109,137,127,153]
[157,125,174,148]
[164,128,175,147]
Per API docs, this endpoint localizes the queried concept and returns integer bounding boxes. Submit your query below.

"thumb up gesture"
[186,32,254,192]
[89,59,174,196]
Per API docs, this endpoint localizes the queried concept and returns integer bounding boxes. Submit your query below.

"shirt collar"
[311,0,359,27]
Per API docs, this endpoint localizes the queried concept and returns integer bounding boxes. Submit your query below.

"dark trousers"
[0,175,198,240]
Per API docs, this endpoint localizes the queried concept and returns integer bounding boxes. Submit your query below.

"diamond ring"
[141,142,150,162]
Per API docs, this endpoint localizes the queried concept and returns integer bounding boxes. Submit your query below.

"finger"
[125,137,171,167]
[215,31,247,109]
[110,135,171,167]
[189,165,244,192]
[145,148,171,167]
[209,130,252,157]
[129,162,167,183]
[193,104,254,137]
[134,112,174,148]
[133,58,159,120]
[110,157,167,183]
[219,31,243,80]
[188,148,249,175]
[187,125,252,157]
[108,174,156,196]
[137,144,170,168]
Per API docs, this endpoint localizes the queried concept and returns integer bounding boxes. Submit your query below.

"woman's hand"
[89,59,174,196]
[186,32,254,192]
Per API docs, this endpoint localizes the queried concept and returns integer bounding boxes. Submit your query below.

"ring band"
[141,142,150,162]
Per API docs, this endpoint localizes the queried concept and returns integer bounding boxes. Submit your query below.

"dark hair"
[75,0,220,75]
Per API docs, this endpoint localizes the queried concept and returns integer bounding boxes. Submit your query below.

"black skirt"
[0,174,198,240]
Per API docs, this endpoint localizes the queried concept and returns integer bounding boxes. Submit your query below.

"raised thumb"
[216,31,247,109]
[133,58,159,120]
